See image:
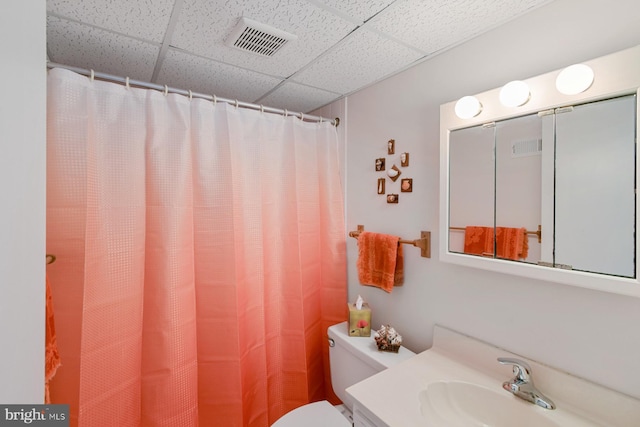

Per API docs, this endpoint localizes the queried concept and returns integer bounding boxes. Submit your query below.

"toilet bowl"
[271,321,416,426]
[272,400,351,427]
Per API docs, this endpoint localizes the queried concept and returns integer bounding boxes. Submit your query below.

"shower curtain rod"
[46,62,339,126]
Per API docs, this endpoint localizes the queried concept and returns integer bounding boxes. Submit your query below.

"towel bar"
[449,225,542,244]
[349,225,431,258]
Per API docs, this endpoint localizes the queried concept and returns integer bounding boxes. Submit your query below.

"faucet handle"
[498,357,532,382]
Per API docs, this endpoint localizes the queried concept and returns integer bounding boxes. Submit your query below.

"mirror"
[449,95,636,278]
[553,95,636,277]
[440,45,640,297]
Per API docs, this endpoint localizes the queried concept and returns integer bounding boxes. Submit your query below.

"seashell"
[387,168,398,177]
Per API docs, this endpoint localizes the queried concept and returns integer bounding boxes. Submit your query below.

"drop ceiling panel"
[259,82,341,113]
[171,0,356,78]
[369,0,554,55]
[47,16,159,81]
[292,29,423,95]
[47,0,174,43]
[157,49,283,103]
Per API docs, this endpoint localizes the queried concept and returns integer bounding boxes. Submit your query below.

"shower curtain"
[45,68,347,426]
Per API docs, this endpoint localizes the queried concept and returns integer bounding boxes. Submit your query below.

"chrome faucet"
[497,357,556,410]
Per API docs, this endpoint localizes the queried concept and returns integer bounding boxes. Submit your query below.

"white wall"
[342,0,640,399]
[4,0,639,408]
[0,1,46,403]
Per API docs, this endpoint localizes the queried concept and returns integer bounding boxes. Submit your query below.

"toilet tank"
[328,321,415,410]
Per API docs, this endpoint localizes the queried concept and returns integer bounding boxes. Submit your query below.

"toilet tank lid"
[328,321,416,369]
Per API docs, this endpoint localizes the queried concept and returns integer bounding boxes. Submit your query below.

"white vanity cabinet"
[352,405,386,427]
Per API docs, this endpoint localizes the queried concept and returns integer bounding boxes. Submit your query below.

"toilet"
[272,321,416,426]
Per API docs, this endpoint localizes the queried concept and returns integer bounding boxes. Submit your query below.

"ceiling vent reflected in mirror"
[225,17,297,57]
[511,138,542,158]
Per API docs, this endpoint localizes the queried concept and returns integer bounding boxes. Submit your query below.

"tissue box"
[348,302,371,337]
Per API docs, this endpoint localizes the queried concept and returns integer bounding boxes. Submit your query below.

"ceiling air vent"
[225,17,297,57]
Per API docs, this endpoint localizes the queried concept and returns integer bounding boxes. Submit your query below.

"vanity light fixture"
[555,64,594,95]
[499,80,530,107]
[454,96,482,119]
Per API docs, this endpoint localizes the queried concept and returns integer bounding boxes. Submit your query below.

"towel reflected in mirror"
[463,226,528,261]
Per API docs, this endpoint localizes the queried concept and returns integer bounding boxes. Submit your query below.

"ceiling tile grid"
[308,0,396,23]
[291,28,424,94]
[45,0,558,113]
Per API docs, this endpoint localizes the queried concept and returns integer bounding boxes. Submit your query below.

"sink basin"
[419,380,560,427]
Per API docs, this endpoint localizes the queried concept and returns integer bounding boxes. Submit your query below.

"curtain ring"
[284,109,288,117]
[234,99,239,109]
[212,95,217,105]
[188,90,193,100]
[90,69,95,82]
[300,112,304,121]
[125,77,130,89]
[260,105,264,113]
[163,85,169,96]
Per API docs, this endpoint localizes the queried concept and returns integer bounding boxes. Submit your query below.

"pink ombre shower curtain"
[45,68,347,426]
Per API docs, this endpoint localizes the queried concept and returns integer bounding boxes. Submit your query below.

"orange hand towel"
[464,226,529,260]
[356,232,403,293]
[496,227,529,261]
[463,226,494,256]
[45,274,61,404]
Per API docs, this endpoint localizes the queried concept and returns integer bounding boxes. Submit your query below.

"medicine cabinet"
[440,45,640,297]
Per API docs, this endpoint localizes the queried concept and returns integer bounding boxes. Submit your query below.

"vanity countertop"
[346,325,640,427]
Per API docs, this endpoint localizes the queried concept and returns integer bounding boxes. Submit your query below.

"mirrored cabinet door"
[554,95,636,277]
[448,125,495,257]
[495,113,543,264]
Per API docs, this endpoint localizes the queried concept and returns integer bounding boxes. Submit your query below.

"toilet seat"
[271,400,351,427]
